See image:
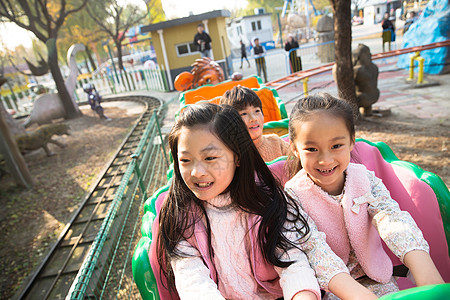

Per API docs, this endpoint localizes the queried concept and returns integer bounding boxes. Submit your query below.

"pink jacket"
[285,163,393,283]
[149,196,310,299]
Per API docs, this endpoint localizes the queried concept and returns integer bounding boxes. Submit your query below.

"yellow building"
[141,10,232,90]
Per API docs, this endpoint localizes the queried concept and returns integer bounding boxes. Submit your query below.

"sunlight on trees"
[86,0,149,71]
[0,0,89,119]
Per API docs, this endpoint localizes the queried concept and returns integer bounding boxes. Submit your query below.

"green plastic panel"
[378,283,450,300]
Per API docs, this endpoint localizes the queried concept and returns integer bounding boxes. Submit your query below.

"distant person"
[284,34,303,73]
[239,40,250,69]
[381,12,395,52]
[82,83,110,120]
[193,23,212,58]
[251,37,268,83]
[403,11,417,34]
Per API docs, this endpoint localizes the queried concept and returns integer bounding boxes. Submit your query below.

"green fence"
[67,110,169,299]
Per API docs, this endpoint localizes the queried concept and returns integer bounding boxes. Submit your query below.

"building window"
[237,26,243,35]
[251,20,262,31]
[176,42,198,56]
[377,7,380,14]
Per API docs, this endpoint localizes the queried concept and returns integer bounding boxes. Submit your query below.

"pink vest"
[285,163,393,283]
[149,199,284,299]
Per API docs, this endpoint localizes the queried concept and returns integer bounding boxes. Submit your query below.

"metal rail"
[15,95,165,300]
[265,40,450,91]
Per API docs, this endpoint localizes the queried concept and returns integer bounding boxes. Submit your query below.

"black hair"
[287,93,356,178]
[157,103,309,291]
[220,85,263,112]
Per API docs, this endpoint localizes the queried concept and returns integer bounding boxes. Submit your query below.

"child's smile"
[317,166,337,175]
[292,111,354,195]
[239,105,264,143]
[196,181,213,188]
[177,125,237,201]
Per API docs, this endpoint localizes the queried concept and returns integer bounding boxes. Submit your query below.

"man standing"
[193,23,212,58]
[240,40,250,69]
[251,37,267,83]
[381,12,395,52]
[284,34,302,73]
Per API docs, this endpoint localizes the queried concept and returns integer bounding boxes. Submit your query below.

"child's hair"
[220,85,263,112]
[157,103,309,290]
[287,93,356,178]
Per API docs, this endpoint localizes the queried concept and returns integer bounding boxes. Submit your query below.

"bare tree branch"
[86,0,149,69]
[65,0,89,17]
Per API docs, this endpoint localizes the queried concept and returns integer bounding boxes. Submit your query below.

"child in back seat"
[220,85,289,162]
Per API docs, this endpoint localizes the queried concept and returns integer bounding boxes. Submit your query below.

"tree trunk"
[46,38,82,119]
[331,0,358,116]
[0,102,34,188]
[116,41,125,71]
[85,46,97,71]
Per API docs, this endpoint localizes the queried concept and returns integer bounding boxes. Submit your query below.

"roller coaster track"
[266,40,450,91]
[15,95,163,300]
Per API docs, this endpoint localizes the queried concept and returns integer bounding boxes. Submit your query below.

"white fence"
[231,40,336,83]
[1,64,169,117]
[74,65,168,100]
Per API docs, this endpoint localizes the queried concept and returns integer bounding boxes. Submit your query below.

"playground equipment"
[132,72,450,299]
[407,52,425,84]
[177,75,287,123]
[398,0,450,74]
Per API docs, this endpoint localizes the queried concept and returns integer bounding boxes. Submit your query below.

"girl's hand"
[292,290,318,300]
[403,250,444,286]
[328,273,378,300]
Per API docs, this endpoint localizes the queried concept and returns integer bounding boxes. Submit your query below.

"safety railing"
[230,40,337,83]
[67,109,170,300]
[285,40,335,75]
[267,40,450,91]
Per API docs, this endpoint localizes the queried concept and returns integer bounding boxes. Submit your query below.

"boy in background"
[251,38,268,82]
[220,85,288,162]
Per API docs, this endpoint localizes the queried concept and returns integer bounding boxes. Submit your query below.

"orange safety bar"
[179,88,283,123]
[181,76,261,105]
[266,40,450,91]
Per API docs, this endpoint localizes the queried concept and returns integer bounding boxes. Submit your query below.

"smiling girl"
[285,93,444,298]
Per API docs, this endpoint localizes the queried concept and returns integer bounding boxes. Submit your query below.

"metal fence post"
[153,110,170,167]
[131,154,148,201]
